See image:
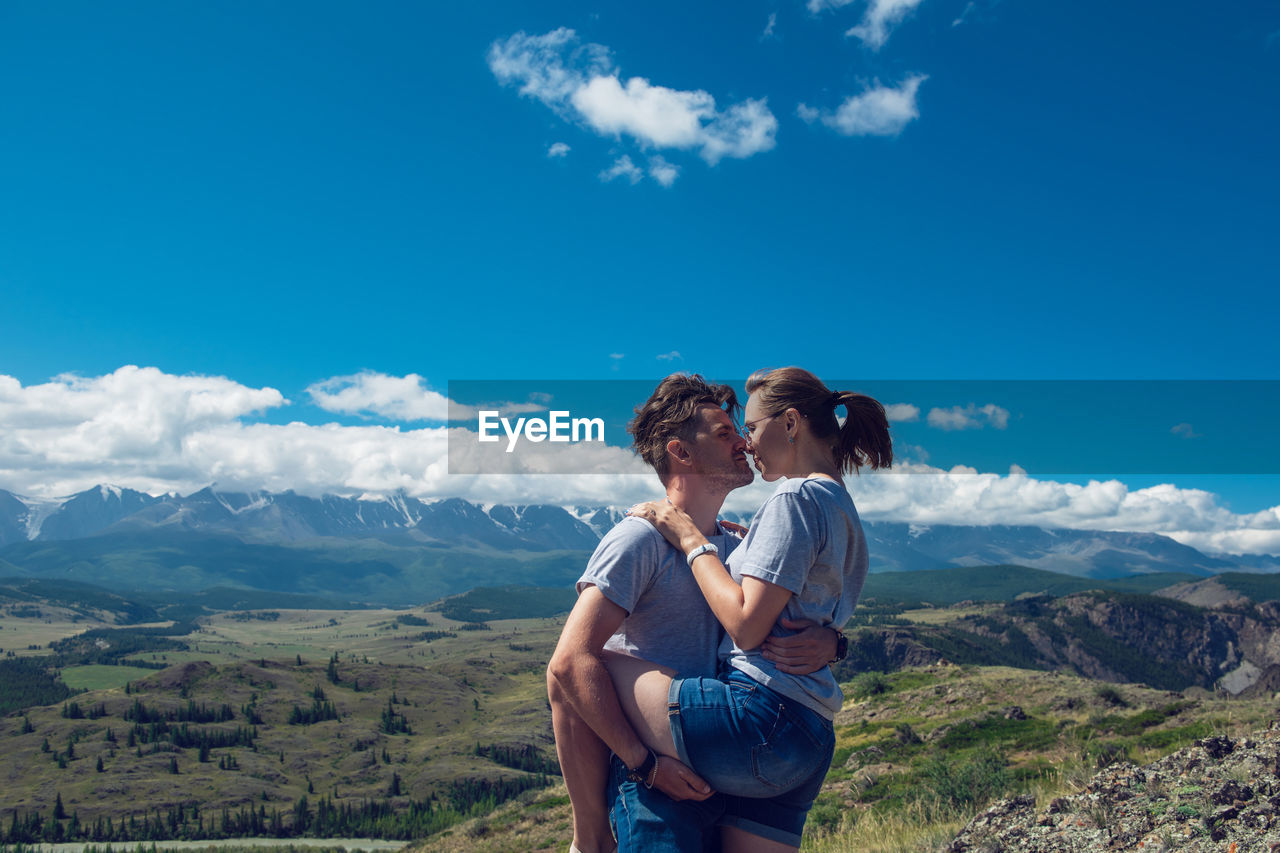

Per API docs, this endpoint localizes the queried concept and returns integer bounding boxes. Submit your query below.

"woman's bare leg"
[601,652,679,759]
[548,671,615,853]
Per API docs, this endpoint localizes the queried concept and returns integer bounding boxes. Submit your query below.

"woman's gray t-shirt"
[725,476,867,719]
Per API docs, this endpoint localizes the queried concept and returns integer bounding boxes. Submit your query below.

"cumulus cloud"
[1171,423,1202,439]
[845,0,926,49]
[0,367,286,497]
[927,403,1010,431]
[306,372,458,421]
[489,28,776,167]
[599,155,643,184]
[648,156,679,187]
[5,367,1280,557]
[884,403,920,423]
[799,75,927,136]
[656,351,683,362]
[547,142,571,157]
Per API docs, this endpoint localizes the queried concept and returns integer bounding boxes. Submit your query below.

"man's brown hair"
[628,374,740,482]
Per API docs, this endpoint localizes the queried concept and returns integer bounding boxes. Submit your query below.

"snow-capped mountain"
[0,485,1275,579]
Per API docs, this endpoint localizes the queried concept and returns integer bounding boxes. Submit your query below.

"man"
[547,375,840,853]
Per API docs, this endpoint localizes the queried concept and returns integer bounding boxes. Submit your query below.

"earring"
[787,435,794,444]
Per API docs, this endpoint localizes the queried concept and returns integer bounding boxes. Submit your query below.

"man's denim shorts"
[668,668,835,847]
[607,754,725,852]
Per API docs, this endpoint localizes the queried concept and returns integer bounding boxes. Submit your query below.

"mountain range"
[0,485,1275,604]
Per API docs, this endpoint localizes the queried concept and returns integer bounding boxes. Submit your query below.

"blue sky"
[1,2,1278,552]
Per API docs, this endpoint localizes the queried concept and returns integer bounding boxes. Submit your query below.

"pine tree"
[326,652,340,685]
[53,792,66,821]
[96,756,104,773]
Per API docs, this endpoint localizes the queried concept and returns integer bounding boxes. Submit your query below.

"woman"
[614,367,892,852]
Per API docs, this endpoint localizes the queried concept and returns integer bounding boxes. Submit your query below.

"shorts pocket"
[750,702,826,791]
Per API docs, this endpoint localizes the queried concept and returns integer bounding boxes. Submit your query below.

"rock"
[944,728,1280,852]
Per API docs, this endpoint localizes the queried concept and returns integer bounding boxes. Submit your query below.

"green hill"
[861,565,1199,606]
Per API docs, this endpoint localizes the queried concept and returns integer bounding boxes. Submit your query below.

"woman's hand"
[627,500,705,554]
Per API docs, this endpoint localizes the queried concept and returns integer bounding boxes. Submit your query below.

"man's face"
[682,405,753,491]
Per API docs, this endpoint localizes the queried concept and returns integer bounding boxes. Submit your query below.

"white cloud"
[648,156,679,187]
[927,403,1010,431]
[573,76,711,149]
[5,366,1280,557]
[952,1,975,26]
[656,351,683,362]
[489,28,776,167]
[845,0,926,50]
[884,403,920,422]
[600,155,643,184]
[486,28,613,113]
[764,465,1280,558]
[306,371,457,422]
[0,367,286,497]
[762,12,777,39]
[547,142,571,157]
[800,75,927,137]
[807,0,859,13]
[1171,423,1202,439]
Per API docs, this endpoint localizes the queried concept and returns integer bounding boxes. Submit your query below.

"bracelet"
[645,755,659,789]
[685,542,718,567]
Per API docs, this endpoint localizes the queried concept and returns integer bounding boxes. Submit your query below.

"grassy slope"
[2,606,564,828]
[407,665,1276,852]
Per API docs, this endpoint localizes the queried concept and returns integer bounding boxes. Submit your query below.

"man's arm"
[547,585,713,801]
[761,618,841,674]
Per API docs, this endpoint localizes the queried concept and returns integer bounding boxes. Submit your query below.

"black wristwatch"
[830,627,848,664]
[626,749,657,788]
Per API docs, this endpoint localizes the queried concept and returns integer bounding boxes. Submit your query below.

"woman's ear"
[784,408,801,439]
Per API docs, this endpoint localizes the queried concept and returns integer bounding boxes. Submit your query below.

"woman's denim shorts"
[668,668,835,847]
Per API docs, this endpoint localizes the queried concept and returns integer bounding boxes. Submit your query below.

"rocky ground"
[948,728,1280,852]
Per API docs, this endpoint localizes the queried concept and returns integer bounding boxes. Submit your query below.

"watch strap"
[686,542,719,567]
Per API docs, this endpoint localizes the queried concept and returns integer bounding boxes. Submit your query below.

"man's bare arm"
[760,617,840,674]
[547,585,713,801]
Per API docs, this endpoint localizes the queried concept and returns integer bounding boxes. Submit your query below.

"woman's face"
[743,392,792,481]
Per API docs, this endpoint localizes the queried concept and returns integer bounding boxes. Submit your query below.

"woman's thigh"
[601,651,678,758]
[672,671,834,800]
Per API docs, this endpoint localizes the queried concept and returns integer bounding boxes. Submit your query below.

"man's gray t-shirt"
[578,516,742,678]
[725,477,868,720]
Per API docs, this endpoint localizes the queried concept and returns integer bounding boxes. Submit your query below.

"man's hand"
[648,755,715,802]
[760,618,839,674]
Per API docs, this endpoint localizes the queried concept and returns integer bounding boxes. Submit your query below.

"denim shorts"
[668,669,835,847]
[607,753,725,853]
